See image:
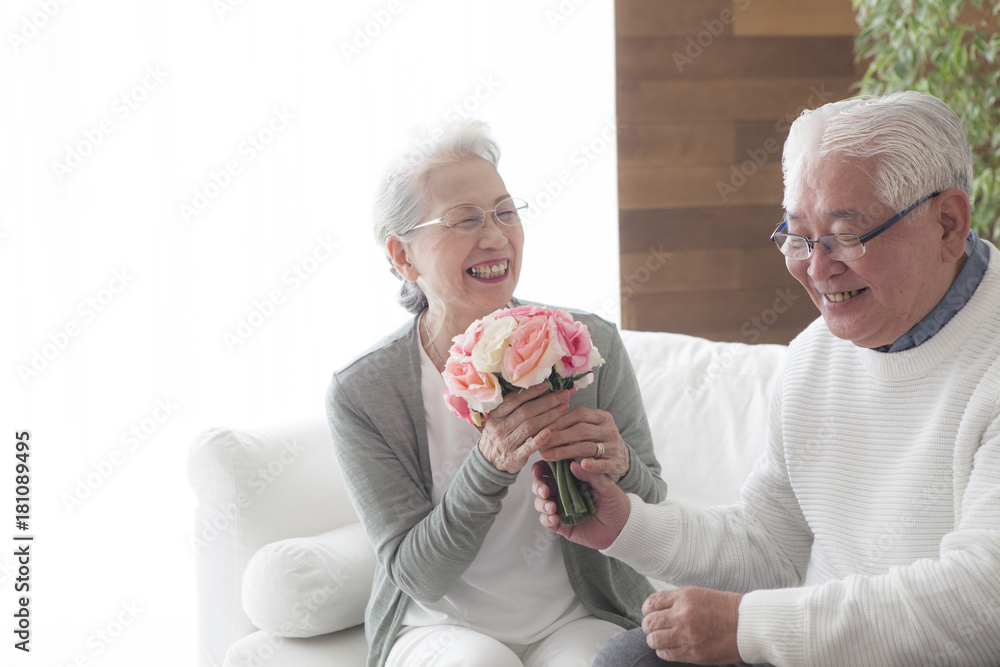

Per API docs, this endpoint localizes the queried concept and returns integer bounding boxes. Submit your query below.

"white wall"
[0,0,619,664]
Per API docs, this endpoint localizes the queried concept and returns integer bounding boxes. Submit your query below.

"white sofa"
[187,329,788,667]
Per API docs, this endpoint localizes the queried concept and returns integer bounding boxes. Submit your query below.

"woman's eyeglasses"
[410,197,528,234]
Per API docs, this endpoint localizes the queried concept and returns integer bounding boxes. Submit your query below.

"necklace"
[422,313,447,369]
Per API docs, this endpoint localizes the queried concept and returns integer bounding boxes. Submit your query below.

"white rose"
[471,316,517,373]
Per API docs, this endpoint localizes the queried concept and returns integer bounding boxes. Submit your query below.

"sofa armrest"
[187,416,357,667]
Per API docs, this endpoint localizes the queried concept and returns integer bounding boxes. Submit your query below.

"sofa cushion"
[241,523,376,637]
[224,625,368,667]
[620,330,785,508]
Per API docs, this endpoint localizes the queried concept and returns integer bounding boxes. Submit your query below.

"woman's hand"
[478,384,571,474]
[538,408,631,482]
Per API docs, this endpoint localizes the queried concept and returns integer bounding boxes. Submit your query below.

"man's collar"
[875,231,989,353]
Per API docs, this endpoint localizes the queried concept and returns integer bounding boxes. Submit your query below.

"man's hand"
[531,457,631,550]
[642,587,743,665]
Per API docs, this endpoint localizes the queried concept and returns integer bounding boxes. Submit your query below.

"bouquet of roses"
[441,304,605,525]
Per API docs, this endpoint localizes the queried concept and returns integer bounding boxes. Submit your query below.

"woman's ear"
[387,236,419,282]
[936,188,972,263]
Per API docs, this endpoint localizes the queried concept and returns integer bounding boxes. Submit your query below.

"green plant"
[853,0,1000,243]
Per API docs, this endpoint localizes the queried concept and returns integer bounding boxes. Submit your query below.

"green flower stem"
[534,373,600,525]
[550,459,596,526]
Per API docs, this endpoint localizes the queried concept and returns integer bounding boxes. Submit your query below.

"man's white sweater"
[605,244,1000,666]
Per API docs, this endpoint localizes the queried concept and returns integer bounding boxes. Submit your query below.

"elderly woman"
[326,120,666,667]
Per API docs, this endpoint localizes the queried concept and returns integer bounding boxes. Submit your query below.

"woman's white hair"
[374,119,502,313]
[782,91,973,213]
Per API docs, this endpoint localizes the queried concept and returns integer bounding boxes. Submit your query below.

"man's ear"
[936,188,972,263]
[387,236,419,282]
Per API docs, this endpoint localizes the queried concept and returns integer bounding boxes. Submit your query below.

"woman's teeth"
[826,288,864,303]
[469,261,508,279]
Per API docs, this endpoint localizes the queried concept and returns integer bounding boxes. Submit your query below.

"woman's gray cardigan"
[325,303,667,666]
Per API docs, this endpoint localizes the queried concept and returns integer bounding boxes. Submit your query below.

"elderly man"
[533,90,1000,666]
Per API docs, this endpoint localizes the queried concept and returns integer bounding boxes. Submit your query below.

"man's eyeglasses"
[770,192,941,261]
[410,197,529,234]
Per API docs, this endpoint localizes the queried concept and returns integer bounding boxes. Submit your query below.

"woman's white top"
[400,345,588,643]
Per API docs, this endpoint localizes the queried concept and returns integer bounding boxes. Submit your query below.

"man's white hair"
[782,91,973,212]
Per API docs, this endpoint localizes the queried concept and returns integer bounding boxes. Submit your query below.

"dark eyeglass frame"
[410,197,528,233]
[770,191,941,261]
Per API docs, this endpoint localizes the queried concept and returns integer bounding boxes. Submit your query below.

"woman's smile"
[467,259,510,281]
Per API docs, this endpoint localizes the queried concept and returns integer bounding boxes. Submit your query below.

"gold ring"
[594,442,605,459]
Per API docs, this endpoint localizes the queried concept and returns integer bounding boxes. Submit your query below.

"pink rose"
[580,346,605,386]
[449,319,485,359]
[551,310,597,378]
[502,304,548,320]
[500,314,566,388]
[443,389,486,427]
[443,356,503,415]
[443,387,471,422]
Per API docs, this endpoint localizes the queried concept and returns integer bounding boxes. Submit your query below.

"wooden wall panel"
[618,124,733,166]
[617,36,858,80]
[734,0,859,36]
[625,290,815,345]
[616,0,736,37]
[618,78,858,123]
[616,0,862,343]
[619,205,781,252]
[618,164,784,209]
[620,247,793,294]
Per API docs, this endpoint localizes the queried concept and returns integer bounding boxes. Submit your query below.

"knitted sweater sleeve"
[602,370,814,592]
[736,386,1000,666]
